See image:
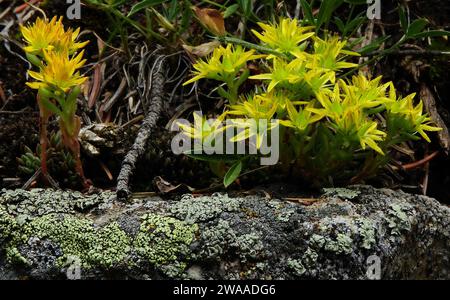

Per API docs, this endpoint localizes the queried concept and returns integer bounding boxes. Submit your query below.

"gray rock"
[0,186,448,280]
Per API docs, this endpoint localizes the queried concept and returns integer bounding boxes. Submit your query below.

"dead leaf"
[284,197,320,206]
[88,64,102,109]
[99,161,113,181]
[154,176,195,194]
[183,41,221,58]
[192,7,226,36]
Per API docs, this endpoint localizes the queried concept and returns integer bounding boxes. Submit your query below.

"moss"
[23,214,130,269]
[170,193,241,224]
[134,213,198,277]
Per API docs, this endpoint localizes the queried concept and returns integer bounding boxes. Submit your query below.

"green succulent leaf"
[223,161,243,188]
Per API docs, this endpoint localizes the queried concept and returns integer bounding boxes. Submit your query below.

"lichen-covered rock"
[0,186,448,279]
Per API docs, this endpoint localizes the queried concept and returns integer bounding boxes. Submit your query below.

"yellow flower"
[27,50,87,92]
[20,16,88,55]
[227,94,278,121]
[305,36,360,78]
[250,57,333,93]
[58,26,89,54]
[308,84,348,122]
[250,58,306,91]
[177,112,228,145]
[308,84,387,154]
[229,118,279,150]
[357,121,387,155]
[184,44,262,85]
[280,101,323,131]
[252,18,314,56]
[386,92,441,142]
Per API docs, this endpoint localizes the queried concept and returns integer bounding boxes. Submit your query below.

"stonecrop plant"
[21,16,90,187]
[182,17,441,186]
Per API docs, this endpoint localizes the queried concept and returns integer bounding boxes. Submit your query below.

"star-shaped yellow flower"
[184,44,263,85]
[27,50,87,92]
[20,16,88,55]
[252,17,314,56]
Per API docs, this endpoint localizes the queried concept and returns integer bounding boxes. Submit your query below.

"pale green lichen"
[357,218,376,250]
[0,206,18,241]
[170,193,241,224]
[0,206,26,264]
[23,214,130,269]
[309,234,327,248]
[0,189,129,270]
[197,219,265,262]
[315,215,377,253]
[322,188,360,200]
[287,258,306,276]
[386,203,412,234]
[134,213,198,277]
[276,209,295,222]
[331,234,353,254]
[256,262,267,271]
[309,233,353,255]
[5,245,27,264]
[301,248,318,268]
[0,189,114,217]
[198,219,236,259]
[233,232,264,261]
[285,248,318,276]
[267,200,296,223]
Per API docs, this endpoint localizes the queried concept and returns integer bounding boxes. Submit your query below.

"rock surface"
[0,186,448,280]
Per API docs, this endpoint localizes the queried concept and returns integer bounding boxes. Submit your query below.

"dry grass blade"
[88,64,103,109]
[0,81,6,103]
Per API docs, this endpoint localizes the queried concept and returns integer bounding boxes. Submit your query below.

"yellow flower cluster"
[21,16,88,92]
[183,44,262,86]
[181,17,441,184]
[251,18,314,56]
[27,50,86,92]
[20,16,88,55]
[20,16,90,187]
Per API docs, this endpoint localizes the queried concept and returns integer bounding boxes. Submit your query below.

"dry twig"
[116,54,166,200]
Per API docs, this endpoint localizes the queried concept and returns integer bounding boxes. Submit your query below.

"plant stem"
[37,95,50,178]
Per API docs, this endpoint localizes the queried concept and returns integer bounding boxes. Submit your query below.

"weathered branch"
[116,60,166,201]
[0,186,449,279]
